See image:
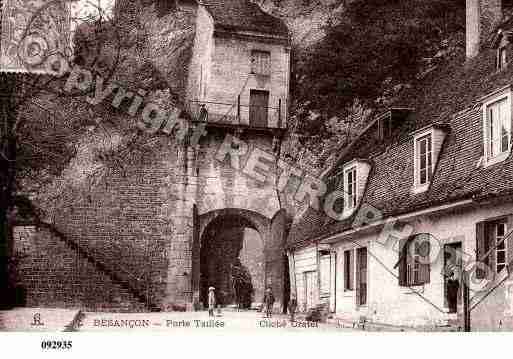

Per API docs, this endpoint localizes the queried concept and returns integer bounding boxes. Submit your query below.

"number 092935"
[41,340,72,350]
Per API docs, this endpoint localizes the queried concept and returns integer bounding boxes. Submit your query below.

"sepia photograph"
[2,0,513,354]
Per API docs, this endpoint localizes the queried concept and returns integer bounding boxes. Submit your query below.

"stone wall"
[22,121,285,311]
[186,4,214,109]
[206,35,290,128]
[12,225,147,311]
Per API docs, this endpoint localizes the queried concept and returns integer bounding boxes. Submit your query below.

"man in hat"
[208,287,216,317]
[263,287,275,318]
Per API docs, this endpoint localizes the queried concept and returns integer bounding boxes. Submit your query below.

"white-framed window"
[476,217,511,278]
[344,166,357,210]
[417,134,433,186]
[486,97,511,159]
[482,88,512,167]
[251,50,271,76]
[412,127,439,193]
[495,221,508,273]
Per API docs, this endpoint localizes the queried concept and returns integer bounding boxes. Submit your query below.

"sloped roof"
[201,0,289,37]
[288,42,513,249]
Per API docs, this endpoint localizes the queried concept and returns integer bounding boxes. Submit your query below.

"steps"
[15,225,152,312]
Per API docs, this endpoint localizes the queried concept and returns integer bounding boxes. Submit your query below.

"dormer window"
[487,98,510,157]
[412,125,448,193]
[498,46,508,71]
[338,159,371,217]
[251,50,271,76]
[482,87,511,166]
[344,166,357,210]
[417,134,433,186]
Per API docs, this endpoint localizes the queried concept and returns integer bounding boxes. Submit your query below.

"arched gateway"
[191,207,289,311]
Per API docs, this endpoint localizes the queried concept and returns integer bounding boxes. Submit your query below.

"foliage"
[292,0,466,151]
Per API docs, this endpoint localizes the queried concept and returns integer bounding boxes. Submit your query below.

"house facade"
[287,0,513,330]
[186,0,290,128]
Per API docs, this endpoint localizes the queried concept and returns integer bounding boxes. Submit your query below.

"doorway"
[444,242,462,313]
[249,89,269,127]
[304,271,317,311]
[356,247,367,306]
[199,215,264,309]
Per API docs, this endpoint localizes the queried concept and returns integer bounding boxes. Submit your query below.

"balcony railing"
[187,97,286,130]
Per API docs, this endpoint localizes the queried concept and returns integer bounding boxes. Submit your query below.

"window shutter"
[420,261,430,284]
[398,238,408,286]
[476,221,486,279]
[349,250,354,290]
[420,240,430,284]
[354,249,360,306]
[488,223,497,275]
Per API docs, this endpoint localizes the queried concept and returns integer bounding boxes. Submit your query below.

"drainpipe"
[463,270,471,331]
[316,241,321,307]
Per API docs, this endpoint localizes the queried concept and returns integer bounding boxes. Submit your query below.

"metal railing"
[187,97,285,129]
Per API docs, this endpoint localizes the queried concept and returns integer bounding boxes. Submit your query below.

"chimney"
[466,0,503,59]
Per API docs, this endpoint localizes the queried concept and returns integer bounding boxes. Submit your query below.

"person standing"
[208,287,216,317]
[263,287,275,318]
[446,270,460,314]
[288,295,297,322]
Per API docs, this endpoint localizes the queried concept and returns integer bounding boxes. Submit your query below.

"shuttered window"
[476,217,513,279]
[398,234,430,286]
[251,50,271,76]
[344,249,354,291]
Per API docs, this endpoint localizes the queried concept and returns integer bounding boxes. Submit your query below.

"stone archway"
[191,207,288,311]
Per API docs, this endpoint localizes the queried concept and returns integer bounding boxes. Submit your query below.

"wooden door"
[356,247,367,306]
[304,271,317,310]
[249,90,269,127]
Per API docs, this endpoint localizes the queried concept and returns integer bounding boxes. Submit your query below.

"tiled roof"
[288,44,513,249]
[201,0,289,37]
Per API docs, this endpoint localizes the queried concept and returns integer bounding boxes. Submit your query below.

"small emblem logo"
[30,313,44,326]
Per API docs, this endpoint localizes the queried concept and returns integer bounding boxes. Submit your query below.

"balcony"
[187,97,286,134]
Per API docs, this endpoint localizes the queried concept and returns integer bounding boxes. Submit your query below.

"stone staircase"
[15,223,154,313]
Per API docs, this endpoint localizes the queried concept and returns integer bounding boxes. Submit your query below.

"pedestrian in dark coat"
[288,296,298,322]
[263,287,275,318]
[208,287,216,317]
[446,271,460,313]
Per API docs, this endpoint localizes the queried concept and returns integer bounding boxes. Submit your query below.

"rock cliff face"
[113,0,344,47]
[258,0,348,46]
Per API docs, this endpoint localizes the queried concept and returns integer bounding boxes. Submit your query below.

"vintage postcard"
[2,1,513,348]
